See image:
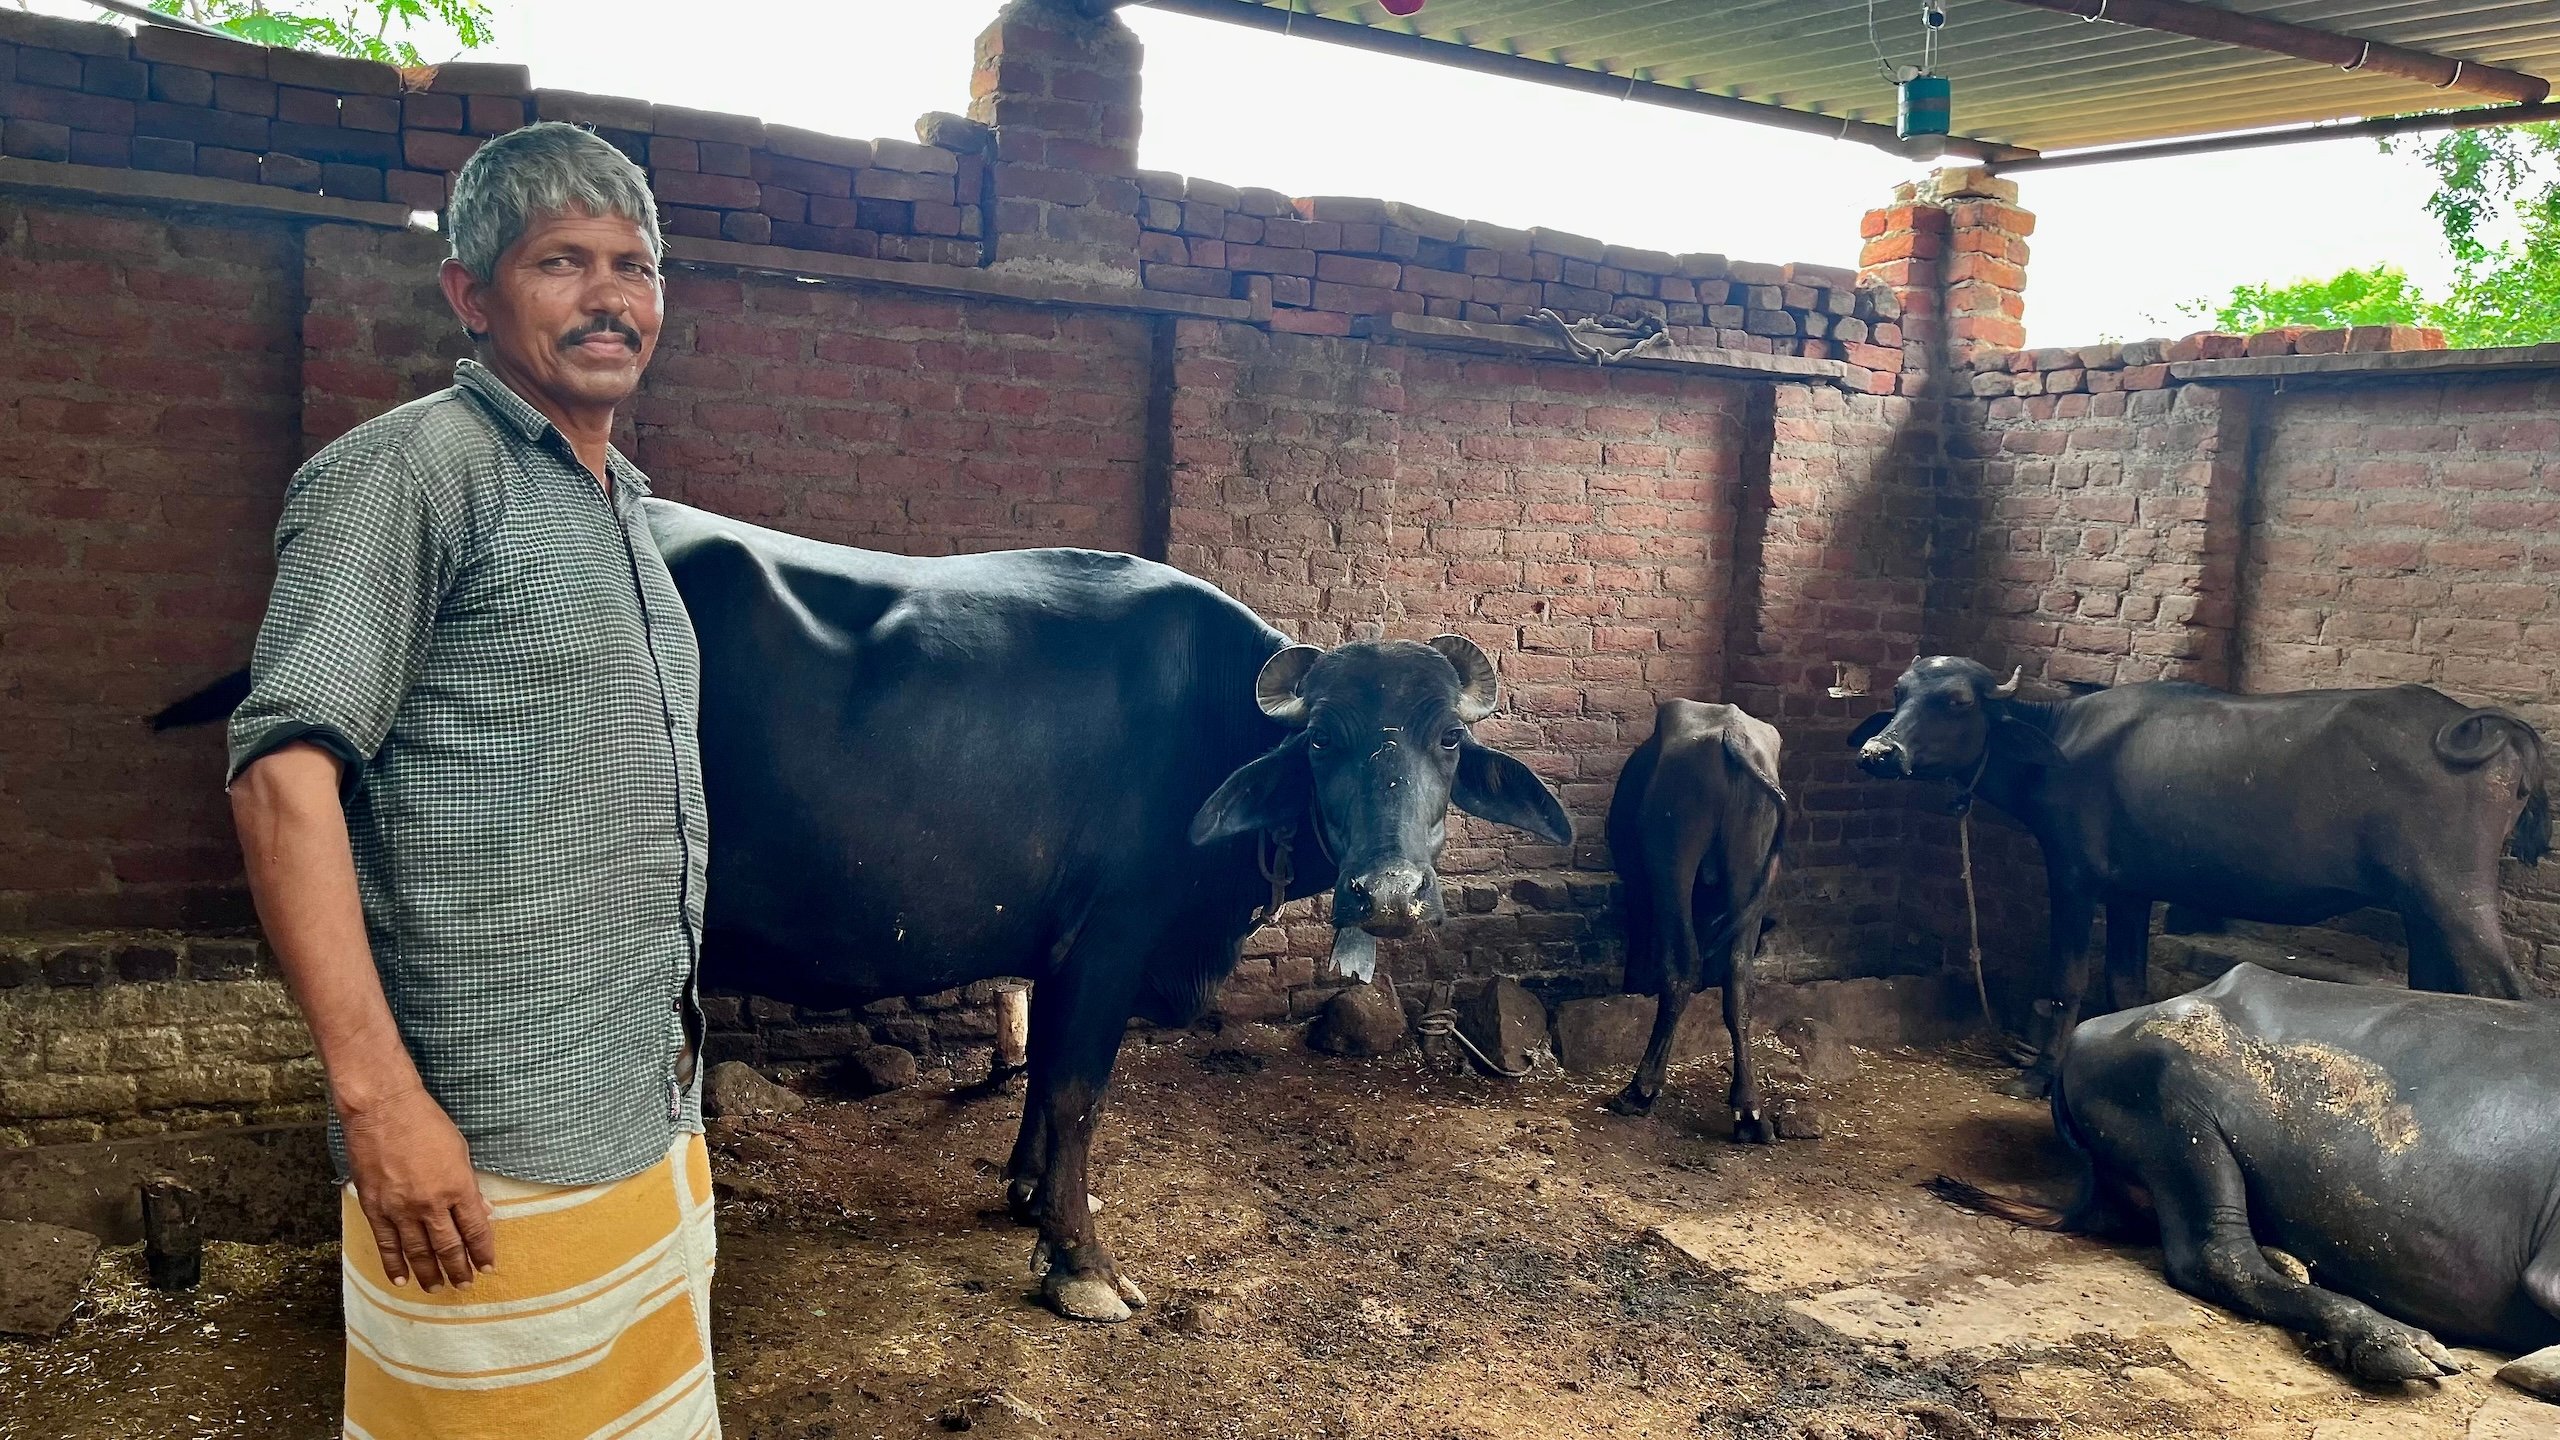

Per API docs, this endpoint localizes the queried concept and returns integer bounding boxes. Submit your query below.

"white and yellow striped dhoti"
[340,1133,721,1440]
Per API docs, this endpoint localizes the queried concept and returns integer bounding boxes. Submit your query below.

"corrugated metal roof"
[1152,2,2560,155]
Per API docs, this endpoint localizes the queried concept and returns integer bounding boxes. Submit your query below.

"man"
[225,123,719,1438]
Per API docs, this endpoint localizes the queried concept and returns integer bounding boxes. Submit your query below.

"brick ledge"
[2171,344,2560,384]
[0,157,421,230]
[665,236,1262,322]
[1363,311,1858,388]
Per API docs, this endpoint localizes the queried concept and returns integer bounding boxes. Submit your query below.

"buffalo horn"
[1991,665,2023,699]
[1429,634,1499,723]
[1255,644,1323,725]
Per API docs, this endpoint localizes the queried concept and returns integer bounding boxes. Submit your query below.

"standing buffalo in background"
[155,502,1576,1324]
[1851,656,2548,1097]
[645,502,1573,1322]
[1605,700,1787,1139]
[1935,964,2560,1398]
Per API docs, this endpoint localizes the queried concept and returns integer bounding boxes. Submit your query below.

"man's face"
[441,209,662,417]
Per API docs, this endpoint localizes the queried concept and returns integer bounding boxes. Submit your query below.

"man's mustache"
[560,316,642,351]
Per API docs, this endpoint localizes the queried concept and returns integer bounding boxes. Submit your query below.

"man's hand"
[343,1085,497,1290]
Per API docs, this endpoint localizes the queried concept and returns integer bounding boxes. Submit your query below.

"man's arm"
[232,741,495,1291]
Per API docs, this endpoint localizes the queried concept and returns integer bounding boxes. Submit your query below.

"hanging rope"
[1949,752,2001,1042]
[1411,1008,1535,1079]
[1252,822,1296,928]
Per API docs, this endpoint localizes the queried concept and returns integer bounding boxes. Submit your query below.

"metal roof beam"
[1130,0,2039,163]
[1986,97,2560,172]
[1997,0,2550,104]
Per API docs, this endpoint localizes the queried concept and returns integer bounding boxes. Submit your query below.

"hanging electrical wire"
[1868,0,1947,84]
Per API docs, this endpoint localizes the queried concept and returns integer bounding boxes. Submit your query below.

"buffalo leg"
[2402,889,2526,1000]
[1721,887,1772,1146]
[2006,879,2098,1100]
[1021,948,1147,1323]
[2101,895,2154,1014]
[1610,981,1694,1118]
[2138,1110,2461,1384]
[1611,841,1708,1118]
[1002,979,1068,1222]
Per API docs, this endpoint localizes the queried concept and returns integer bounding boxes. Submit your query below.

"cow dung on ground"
[1308,979,1406,1057]
[0,1220,102,1338]
[704,1061,806,1119]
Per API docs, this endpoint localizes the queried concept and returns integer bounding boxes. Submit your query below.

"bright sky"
[44,0,2475,343]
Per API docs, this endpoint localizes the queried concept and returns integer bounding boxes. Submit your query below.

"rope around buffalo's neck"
[1952,751,1998,1039]
[1410,1007,1535,1079]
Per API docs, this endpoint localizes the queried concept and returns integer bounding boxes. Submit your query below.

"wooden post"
[990,982,1031,1084]
[141,1176,202,1292]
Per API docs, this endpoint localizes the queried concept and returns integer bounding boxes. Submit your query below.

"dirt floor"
[1,1026,2547,1439]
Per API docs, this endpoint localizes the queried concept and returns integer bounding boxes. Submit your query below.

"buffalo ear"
[1846,711,1894,749]
[1992,715,2067,768]
[1453,738,1574,845]
[1190,732,1309,845]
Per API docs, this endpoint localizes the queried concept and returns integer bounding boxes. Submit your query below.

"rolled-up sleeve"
[225,447,454,787]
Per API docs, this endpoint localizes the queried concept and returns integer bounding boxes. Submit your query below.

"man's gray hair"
[446,122,663,280]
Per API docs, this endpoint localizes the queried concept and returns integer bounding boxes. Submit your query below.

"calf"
[1604,701,1787,1139]
[1936,964,2560,1398]
[1850,657,2547,1096]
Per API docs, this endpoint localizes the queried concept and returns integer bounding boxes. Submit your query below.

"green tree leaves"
[2184,121,2560,348]
[144,0,495,69]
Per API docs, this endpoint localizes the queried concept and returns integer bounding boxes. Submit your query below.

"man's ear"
[1191,732,1310,845]
[1452,738,1574,845]
[438,257,491,341]
[1991,713,2067,767]
[1846,711,1894,748]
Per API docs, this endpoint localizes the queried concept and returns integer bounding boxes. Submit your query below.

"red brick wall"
[2241,376,2560,987]
[1729,386,1950,980]
[0,195,299,931]
[634,272,1151,554]
[1922,354,2560,1000]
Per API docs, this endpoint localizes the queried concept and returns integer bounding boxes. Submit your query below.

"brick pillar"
[1933,167,2032,368]
[967,0,1144,287]
[1856,198,1948,397]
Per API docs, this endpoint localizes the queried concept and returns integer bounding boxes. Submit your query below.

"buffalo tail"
[150,667,251,731]
[2434,708,2549,864]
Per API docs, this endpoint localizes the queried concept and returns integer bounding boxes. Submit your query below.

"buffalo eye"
[1439,726,1464,750]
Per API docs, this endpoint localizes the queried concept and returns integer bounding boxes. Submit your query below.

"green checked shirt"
[228,359,708,1187]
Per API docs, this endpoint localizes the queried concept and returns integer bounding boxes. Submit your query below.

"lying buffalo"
[1850,657,2548,1096]
[1934,964,2560,1396]
[1604,700,1786,1137]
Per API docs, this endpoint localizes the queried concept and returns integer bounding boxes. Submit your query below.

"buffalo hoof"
[1999,1071,2053,1101]
[2338,1323,2463,1385]
[2495,1345,2560,1400]
[1042,1268,1148,1324]
[1731,1109,1774,1146]
[1606,1085,1657,1118]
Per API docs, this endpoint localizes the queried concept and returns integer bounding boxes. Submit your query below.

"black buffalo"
[635,502,1573,1321]
[1849,657,2548,1096]
[1935,964,2560,1397]
[160,503,1574,1323]
[1604,700,1786,1137]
